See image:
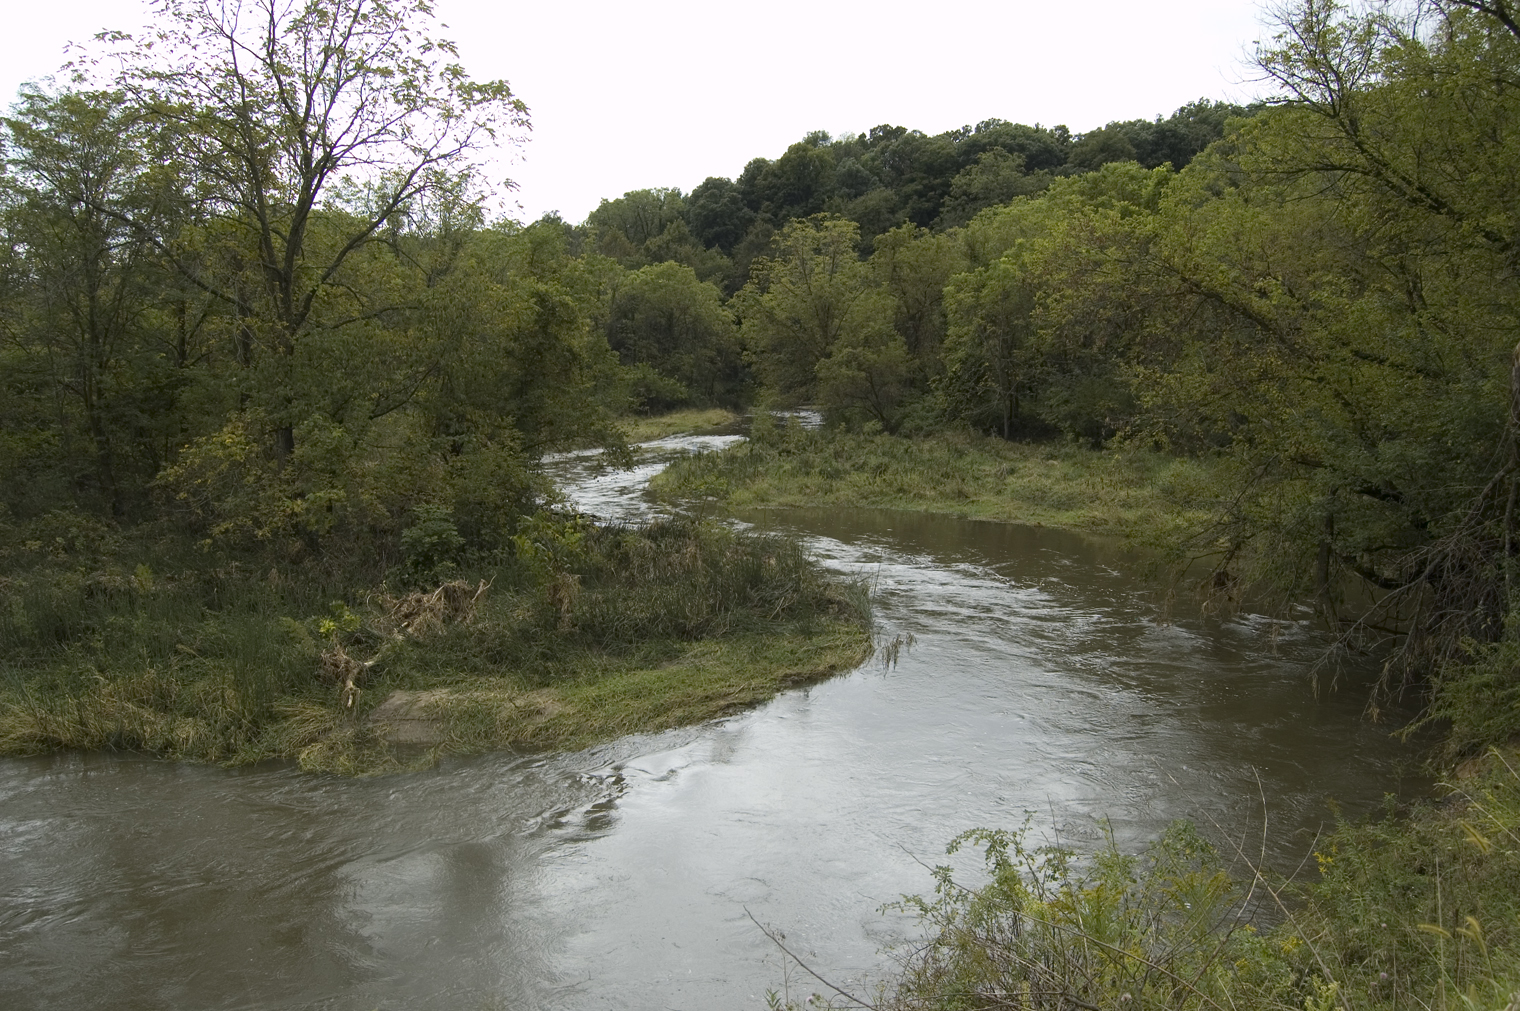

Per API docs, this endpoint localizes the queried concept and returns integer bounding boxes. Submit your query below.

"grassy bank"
[650,423,1225,545]
[620,407,741,442]
[0,514,870,775]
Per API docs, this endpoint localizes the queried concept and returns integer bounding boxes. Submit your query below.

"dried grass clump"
[318,642,365,708]
[544,571,580,627]
[382,579,490,638]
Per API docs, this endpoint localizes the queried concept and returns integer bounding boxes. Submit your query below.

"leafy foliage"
[882,822,1279,1011]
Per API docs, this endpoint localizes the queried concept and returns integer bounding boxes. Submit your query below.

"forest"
[6,0,1520,1006]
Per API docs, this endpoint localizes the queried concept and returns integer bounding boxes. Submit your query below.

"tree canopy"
[1,0,628,553]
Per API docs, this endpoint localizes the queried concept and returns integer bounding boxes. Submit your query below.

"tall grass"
[619,407,740,442]
[1285,753,1520,1010]
[0,552,331,761]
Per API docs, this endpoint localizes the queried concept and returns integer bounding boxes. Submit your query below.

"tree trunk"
[1316,508,1336,628]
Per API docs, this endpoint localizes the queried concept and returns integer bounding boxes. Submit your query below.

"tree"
[738,215,877,401]
[586,188,687,254]
[81,0,528,455]
[959,119,1071,173]
[605,262,743,409]
[0,89,191,515]
[736,215,912,425]
[5,0,655,551]
[814,321,914,430]
[941,164,1163,442]
[942,259,1040,439]
[583,188,729,281]
[747,141,837,221]
[871,223,966,374]
[1067,127,1138,171]
[1240,0,1520,656]
[936,149,1048,228]
[685,176,754,255]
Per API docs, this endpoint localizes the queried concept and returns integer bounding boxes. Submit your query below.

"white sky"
[3,1,1276,224]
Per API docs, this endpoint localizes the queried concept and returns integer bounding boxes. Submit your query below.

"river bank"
[0,514,870,774]
[853,749,1520,1011]
[647,425,1520,1011]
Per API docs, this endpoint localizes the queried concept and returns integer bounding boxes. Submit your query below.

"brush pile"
[318,643,366,708]
[382,579,490,638]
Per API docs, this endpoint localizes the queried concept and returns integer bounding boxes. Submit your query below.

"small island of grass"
[650,419,1225,547]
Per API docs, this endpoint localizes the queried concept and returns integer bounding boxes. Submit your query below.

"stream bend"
[0,433,1420,1010]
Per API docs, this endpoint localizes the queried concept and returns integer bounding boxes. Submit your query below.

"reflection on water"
[0,434,1423,1010]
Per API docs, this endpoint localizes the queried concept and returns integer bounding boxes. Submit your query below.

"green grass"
[417,624,869,756]
[619,407,740,443]
[649,426,1228,546]
[0,517,871,774]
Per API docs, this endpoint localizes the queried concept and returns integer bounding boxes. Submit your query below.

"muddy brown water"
[0,434,1425,1010]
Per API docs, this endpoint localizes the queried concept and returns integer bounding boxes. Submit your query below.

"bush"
[790,761,1520,1011]
[881,821,1284,1011]
[398,505,465,586]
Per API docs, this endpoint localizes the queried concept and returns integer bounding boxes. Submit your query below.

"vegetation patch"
[618,407,740,443]
[0,515,871,775]
[651,422,1225,546]
[772,755,1520,1011]
[867,821,1287,1011]
[1279,753,1520,1010]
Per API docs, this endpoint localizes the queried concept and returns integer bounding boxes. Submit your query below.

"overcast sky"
[3,1,1277,224]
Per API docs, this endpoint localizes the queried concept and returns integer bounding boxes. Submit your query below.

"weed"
[879,821,1279,1011]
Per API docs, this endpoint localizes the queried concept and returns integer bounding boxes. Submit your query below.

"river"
[0,433,1423,1010]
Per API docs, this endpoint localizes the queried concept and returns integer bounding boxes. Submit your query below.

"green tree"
[0,89,192,516]
[936,148,1049,228]
[813,316,915,430]
[685,176,754,254]
[1117,0,1520,676]
[606,261,744,409]
[940,164,1161,441]
[870,223,967,371]
[586,188,686,256]
[85,0,528,456]
[942,258,1040,439]
[1067,126,1138,171]
[737,215,890,405]
[738,138,838,224]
